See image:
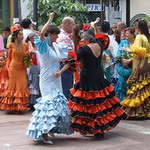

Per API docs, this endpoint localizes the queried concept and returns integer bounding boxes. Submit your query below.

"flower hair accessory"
[82,24,90,31]
[95,33,110,50]
[10,26,20,32]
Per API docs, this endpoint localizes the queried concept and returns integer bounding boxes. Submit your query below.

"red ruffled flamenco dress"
[67,45,127,136]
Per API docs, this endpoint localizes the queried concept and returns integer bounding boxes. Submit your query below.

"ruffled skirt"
[0,90,29,111]
[26,94,73,139]
[0,78,8,96]
[121,71,150,118]
[68,80,127,134]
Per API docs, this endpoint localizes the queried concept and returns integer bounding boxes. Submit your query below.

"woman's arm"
[54,64,70,78]
[40,12,55,41]
[92,17,101,34]
[6,45,12,68]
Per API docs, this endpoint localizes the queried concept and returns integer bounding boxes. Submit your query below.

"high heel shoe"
[42,134,53,144]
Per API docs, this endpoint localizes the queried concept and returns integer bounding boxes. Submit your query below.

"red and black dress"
[68,45,127,135]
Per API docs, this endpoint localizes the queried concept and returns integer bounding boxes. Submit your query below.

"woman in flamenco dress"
[26,13,73,144]
[0,26,29,113]
[121,20,150,118]
[55,29,127,139]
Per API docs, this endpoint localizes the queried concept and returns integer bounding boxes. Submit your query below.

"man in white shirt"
[56,17,75,99]
[21,19,33,41]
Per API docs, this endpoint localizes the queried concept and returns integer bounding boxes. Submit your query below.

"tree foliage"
[0,20,5,33]
[25,0,89,27]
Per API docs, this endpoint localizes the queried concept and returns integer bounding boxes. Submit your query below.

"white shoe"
[80,133,86,137]
[49,132,55,138]
[41,137,53,145]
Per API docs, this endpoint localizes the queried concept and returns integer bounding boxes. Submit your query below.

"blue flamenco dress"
[115,40,132,101]
[26,37,73,139]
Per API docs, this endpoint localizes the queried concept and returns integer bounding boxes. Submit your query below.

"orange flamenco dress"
[0,65,9,97]
[0,43,30,111]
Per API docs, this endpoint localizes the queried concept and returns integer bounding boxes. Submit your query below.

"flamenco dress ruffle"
[69,80,127,134]
[0,90,29,111]
[121,71,150,118]
[0,66,9,97]
[26,93,73,139]
[121,40,150,118]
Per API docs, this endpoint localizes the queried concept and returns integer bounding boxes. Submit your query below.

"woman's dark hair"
[72,24,83,51]
[83,29,96,43]
[138,20,150,41]
[11,29,21,43]
[25,36,36,47]
[46,25,60,36]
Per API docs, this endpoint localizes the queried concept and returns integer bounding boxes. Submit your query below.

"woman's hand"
[25,51,30,57]
[40,12,55,41]
[120,47,132,53]
[122,59,132,67]
[49,12,55,21]
[54,71,61,78]
[94,17,100,25]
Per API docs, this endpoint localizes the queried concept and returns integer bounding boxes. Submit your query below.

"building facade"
[130,0,150,25]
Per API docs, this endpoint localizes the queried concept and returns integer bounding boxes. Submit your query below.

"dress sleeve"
[134,34,143,47]
[116,40,128,58]
[34,37,49,55]
[64,47,84,72]
[131,35,147,56]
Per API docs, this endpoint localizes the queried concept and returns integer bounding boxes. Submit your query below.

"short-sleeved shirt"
[56,29,75,58]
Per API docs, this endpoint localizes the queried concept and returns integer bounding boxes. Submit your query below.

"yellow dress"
[121,34,150,118]
[0,43,30,111]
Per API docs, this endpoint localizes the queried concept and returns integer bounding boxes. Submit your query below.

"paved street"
[0,110,150,150]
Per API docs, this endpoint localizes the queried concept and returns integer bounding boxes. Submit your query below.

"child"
[25,33,40,111]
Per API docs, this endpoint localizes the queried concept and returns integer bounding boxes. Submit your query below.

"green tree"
[26,0,88,27]
[0,20,5,33]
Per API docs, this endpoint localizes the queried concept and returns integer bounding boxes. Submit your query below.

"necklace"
[15,43,23,51]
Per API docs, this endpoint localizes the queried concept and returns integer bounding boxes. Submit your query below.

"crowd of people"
[0,12,150,144]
